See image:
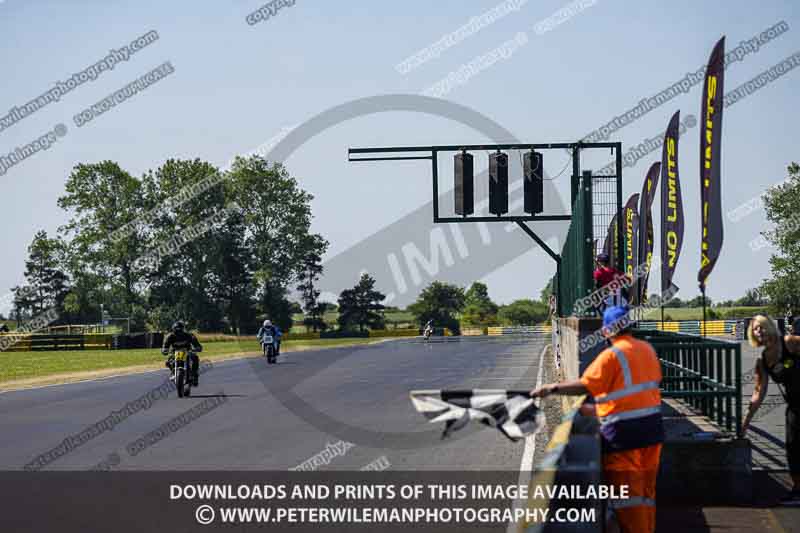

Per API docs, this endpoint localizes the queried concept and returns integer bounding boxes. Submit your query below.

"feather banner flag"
[637,162,661,303]
[623,193,640,304]
[661,110,684,296]
[698,36,725,290]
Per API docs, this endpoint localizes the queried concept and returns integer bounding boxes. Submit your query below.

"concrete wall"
[554,317,604,413]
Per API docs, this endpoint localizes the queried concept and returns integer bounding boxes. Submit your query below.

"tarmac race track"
[0,336,549,472]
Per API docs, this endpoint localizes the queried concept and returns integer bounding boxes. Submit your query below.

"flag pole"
[700,283,707,338]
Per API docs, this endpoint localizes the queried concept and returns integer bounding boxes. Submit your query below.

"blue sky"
[1,0,798,311]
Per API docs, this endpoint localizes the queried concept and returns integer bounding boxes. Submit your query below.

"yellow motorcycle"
[171,349,193,398]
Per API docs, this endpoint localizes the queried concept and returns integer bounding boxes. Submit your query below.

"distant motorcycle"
[261,334,277,364]
[423,324,433,341]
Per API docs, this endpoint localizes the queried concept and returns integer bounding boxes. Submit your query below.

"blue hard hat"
[603,305,629,329]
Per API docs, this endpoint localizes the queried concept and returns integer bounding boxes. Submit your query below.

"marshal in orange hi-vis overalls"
[580,333,664,533]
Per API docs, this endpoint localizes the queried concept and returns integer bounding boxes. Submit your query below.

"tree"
[461,281,498,326]
[686,295,712,308]
[228,156,319,332]
[760,162,800,314]
[735,287,768,307]
[10,154,326,334]
[296,234,329,331]
[205,207,256,334]
[13,231,70,320]
[540,279,554,305]
[498,299,548,325]
[337,273,386,332]
[407,281,465,334]
[58,161,150,319]
[144,159,230,332]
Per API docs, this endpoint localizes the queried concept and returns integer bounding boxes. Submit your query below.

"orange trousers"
[603,443,662,533]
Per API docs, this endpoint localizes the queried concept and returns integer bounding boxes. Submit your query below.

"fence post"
[581,170,594,313]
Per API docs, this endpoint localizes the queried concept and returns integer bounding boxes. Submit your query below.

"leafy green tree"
[144,159,230,331]
[408,281,465,334]
[735,288,768,307]
[12,231,70,320]
[760,163,800,314]
[206,208,256,334]
[686,295,712,308]
[462,281,498,326]
[228,156,318,332]
[540,279,554,305]
[498,299,548,325]
[58,161,150,316]
[337,273,386,332]
[11,154,327,335]
[60,271,105,325]
[297,234,329,331]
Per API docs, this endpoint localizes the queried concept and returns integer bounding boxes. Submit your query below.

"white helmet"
[263,320,272,327]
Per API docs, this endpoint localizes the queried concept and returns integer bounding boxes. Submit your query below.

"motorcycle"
[171,349,193,398]
[423,325,433,341]
[261,334,277,364]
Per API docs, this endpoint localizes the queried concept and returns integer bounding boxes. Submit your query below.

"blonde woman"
[744,314,800,506]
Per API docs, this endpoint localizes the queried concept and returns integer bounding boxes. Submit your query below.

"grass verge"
[0,337,385,391]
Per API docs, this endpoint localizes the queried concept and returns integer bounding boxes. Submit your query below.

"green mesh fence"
[554,172,594,317]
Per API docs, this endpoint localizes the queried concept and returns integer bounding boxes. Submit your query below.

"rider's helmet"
[172,320,185,333]
[263,320,272,327]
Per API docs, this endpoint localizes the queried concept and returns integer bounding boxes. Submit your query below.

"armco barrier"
[111,332,163,350]
[637,319,738,337]
[282,331,322,341]
[367,329,419,338]
[0,333,114,352]
[319,329,420,339]
[487,325,553,336]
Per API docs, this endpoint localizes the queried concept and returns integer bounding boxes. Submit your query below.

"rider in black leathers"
[162,321,203,386]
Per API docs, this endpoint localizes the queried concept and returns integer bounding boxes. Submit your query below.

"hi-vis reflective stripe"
[610,346,633,387]
[600,406,661,425]
[609,496,656,509]
[599,345,660,403]
[595,380,660,403]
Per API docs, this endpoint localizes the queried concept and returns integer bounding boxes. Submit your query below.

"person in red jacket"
[593,253,628,312]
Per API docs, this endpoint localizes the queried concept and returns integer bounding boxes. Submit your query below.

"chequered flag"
[410,389,545,441]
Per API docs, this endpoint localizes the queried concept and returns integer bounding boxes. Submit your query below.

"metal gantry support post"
[431,149,439,221]
[615,142,624,273]
[582,170,594,302]
[571,145,581,207]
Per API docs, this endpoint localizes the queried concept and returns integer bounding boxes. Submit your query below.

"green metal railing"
[634,329,742,436]
[554,171,594,317]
